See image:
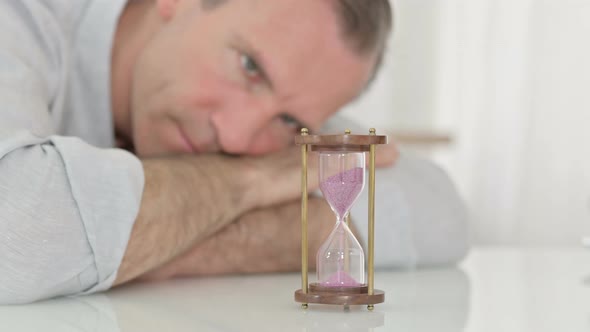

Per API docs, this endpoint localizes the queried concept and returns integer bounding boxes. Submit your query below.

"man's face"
[131,0,375,157]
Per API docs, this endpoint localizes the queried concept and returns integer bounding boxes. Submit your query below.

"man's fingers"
[374,142,399,168]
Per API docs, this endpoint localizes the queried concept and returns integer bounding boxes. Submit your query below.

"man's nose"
[209,98,275,155]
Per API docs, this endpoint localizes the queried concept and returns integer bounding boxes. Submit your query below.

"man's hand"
[240,146,319,209]
[240,140,399,209]
[375,142,399,168]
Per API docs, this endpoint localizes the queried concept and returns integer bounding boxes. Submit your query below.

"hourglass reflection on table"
[294,128,387,310]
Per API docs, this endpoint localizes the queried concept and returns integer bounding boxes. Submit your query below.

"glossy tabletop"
[1,247,589,332]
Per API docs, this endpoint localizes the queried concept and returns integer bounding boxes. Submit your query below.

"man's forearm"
[139,197,338,280]
[114,155,253,285]
[115,146,315,285]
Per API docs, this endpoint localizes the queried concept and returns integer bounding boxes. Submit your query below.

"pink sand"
[319,167,364,218]
[322,270,362,287]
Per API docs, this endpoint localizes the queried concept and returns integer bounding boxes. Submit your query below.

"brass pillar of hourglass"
[294,128,387,310]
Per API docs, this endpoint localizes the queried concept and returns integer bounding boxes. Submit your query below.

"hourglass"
[294,128,387,310]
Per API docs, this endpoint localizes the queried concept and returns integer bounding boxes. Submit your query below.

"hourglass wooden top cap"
[295,129,388,152]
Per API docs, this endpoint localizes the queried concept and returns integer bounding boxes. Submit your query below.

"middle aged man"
[0,0,468,304]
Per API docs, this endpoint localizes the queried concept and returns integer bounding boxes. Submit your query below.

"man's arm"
[125,134,468,281]
[113,156,251,285]
[134,148,395,281]
[114,146,316,285]
[114,145,317,284]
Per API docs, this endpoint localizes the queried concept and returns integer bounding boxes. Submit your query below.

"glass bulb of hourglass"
[317,151,366,287]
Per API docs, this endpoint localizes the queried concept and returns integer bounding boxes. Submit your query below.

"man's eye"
[280,114,301,129]
[240,54,261,78]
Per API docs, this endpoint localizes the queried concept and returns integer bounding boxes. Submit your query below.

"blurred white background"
[341,0,590,246]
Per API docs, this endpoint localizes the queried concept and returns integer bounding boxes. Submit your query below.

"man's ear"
[156,0,181,21]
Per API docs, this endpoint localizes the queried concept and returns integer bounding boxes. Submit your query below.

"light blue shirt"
[0,0,468,305]
[0,0,143,304]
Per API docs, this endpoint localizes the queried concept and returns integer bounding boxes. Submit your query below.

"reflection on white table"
[0,248,589,332]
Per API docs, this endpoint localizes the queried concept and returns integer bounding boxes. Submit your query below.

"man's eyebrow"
[232,34,276,91]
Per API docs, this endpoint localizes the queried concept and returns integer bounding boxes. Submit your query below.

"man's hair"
[333,0,392,61]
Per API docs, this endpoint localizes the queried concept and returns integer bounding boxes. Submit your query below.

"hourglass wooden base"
[294,283,385,306]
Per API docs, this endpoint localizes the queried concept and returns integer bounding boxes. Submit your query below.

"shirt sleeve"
[322,116,470,269]
[349,153,470,269]
[0,18,144,304]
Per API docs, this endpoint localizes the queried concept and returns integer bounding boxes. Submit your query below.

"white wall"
[341,0,590,246]
[340,0,444,131]
[511,0,590,245]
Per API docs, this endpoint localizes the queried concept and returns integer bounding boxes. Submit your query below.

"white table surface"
[1,247,589,332]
